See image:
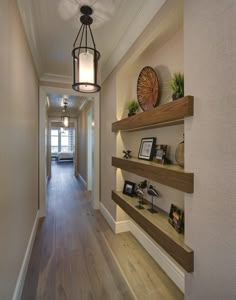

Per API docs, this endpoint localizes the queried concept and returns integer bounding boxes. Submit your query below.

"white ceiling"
[48,94,86,109]
[17,0,166,84]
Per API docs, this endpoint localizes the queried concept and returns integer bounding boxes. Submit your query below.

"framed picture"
[168,204,184,233]
[138,137,156,161]
[154,144,168,164]
[123,180,136,197]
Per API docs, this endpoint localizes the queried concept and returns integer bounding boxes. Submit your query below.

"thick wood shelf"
[112,157,194,193]
[112,191,193,272]
[112,96,193,132]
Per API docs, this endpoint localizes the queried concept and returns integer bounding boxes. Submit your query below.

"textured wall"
[184,1,236,299]
[0,0,39,299]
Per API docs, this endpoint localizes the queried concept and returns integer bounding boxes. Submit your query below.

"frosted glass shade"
[78,52,94,91]
[63,116,69,127]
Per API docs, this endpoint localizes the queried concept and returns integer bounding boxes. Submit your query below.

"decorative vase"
[175,140,184,167]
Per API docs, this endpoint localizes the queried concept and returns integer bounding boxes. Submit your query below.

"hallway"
[21,162,183,300]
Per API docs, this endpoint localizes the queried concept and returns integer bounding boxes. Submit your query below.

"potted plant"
[127,100,139,117]
[170,72,184,100]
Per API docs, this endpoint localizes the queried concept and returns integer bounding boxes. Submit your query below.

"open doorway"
[39,86,100,217]
[86,106,94,191]
[46,94,81,178]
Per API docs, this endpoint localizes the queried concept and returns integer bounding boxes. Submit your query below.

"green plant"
[127,100,139,114]
[170,73,184,100]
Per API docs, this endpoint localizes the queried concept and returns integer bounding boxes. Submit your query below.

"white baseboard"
[100,202,116,232]
[78,174,87,188]
[12,210,39,300]
[100,202,130,234]
[99,202,185,293]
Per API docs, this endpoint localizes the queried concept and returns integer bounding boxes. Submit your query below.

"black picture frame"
[168,204,184,233]
[123,180,136,197]
[138,137,156,161]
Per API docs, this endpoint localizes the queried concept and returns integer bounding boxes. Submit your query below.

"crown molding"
[40,73,72,84]
[17,0,44,77]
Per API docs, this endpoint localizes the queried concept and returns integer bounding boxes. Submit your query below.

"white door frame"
[86,106,93,191]
[39,85,100,217]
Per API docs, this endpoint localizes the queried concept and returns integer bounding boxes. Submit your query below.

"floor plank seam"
[101,232,138,300]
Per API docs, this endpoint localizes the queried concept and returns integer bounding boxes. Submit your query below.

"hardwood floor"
[21,162,183,300]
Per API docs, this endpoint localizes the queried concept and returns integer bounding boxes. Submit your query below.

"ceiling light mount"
[80,5,93,19]
[72,5,101,93]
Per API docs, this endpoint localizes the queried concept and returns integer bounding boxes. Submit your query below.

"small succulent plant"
[170,73,184,100]
[127,99,139,116]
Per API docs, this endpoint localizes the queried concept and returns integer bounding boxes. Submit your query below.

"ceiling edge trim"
[40,73,72,84]
[17,0,43,77]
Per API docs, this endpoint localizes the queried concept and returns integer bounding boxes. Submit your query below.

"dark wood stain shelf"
[112,96,194,132]
[112,157,194,193]
[112,191,194,272]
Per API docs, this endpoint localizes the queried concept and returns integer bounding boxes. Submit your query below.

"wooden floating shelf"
[112,96,194,132]
[112,191,193,272]
[112,157,194,193]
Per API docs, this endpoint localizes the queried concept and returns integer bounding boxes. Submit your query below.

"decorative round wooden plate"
[137,66,159,111]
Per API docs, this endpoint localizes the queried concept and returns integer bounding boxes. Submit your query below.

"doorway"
[86,106,94,191]
[39,85,100,217]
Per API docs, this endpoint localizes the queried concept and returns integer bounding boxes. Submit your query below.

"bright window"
[51,128,74,154]
[51,129,59,153]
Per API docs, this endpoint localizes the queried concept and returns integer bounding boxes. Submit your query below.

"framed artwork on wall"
[138,137,156,161]
[168,204,184,233]
[123,180,136,197]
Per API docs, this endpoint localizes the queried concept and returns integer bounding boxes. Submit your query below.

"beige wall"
[0,0,39,299]
[101,0,184,220]
[78,101,93,183]
[184,1,236,299]
[101,72,117,218]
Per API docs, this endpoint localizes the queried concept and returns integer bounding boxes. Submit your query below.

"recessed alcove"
[111,0,193,291]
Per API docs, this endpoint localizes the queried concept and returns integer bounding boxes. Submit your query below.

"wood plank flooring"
[21,162,183,300]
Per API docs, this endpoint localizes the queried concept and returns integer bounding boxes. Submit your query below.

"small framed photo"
[138,137,156,161]
[168,204,184,233]
[154,144,168,164]
[123,180,136,197]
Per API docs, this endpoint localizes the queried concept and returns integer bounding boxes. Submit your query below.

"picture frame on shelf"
[123,180,136,197]
[168,204,184,233]
[153,144,168,164]
[138,137,156,161]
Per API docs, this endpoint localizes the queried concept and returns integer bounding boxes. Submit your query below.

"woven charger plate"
[137,66,159,111]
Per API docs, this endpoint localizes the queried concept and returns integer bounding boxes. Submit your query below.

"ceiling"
[17,0,166,84]
[47,93,90,116]
[48,94,86,109]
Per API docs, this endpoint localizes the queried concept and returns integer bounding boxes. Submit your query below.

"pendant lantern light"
[61,100,70,128]
[72,5,101,93]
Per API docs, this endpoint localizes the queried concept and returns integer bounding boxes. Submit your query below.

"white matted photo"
[138,137,156,160]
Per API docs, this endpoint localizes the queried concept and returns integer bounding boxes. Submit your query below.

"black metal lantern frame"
[72,5,101,93]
